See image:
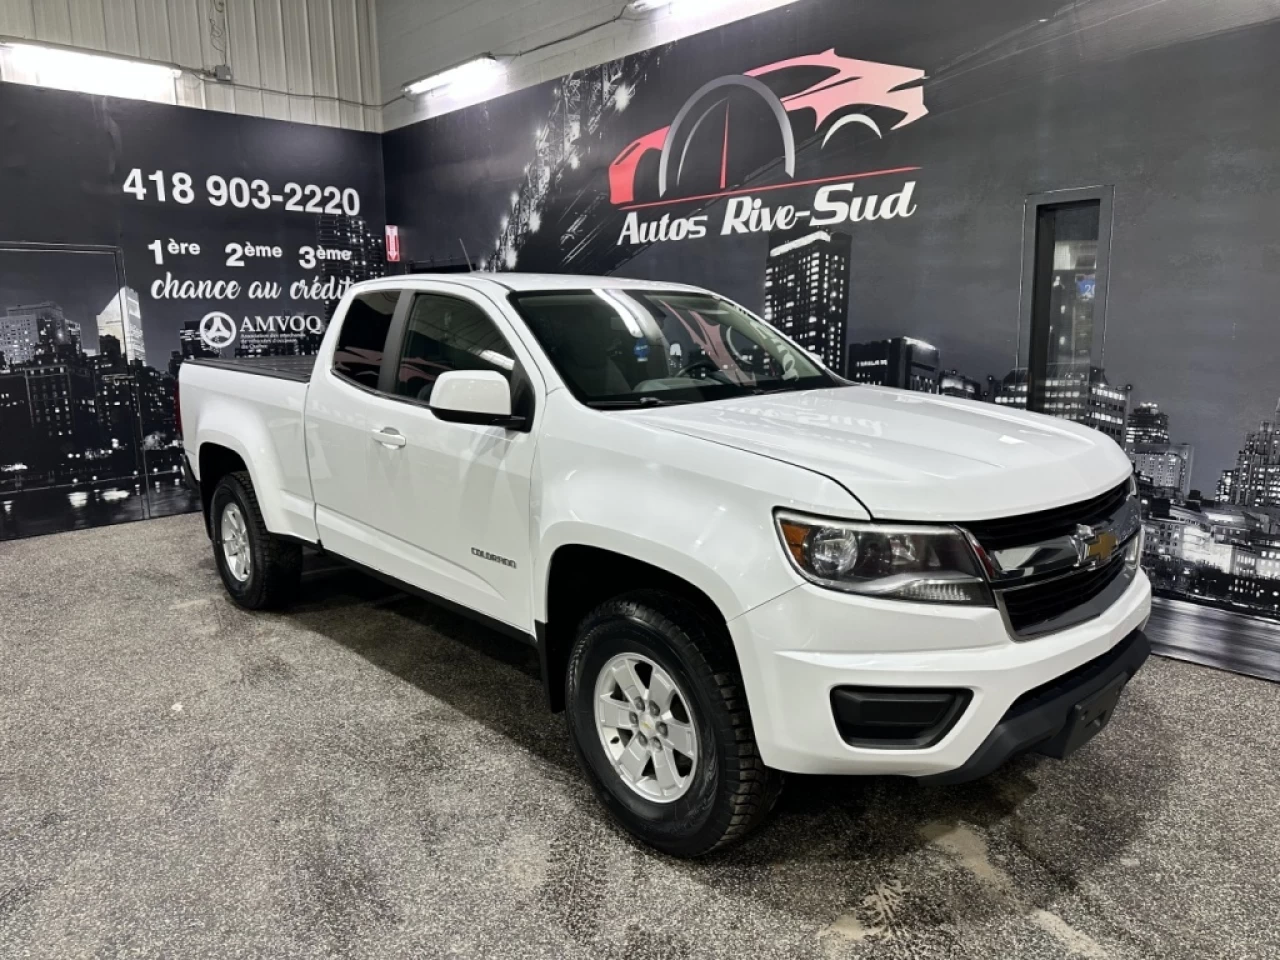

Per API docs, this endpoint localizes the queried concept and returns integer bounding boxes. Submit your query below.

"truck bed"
[186,355,316,383]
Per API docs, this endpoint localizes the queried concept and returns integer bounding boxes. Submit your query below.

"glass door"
[1016,187,1126,444]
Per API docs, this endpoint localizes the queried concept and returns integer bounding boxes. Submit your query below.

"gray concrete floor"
[2,514,1278,960]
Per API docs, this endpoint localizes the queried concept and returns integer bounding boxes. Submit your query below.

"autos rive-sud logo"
[199,311,237,350]
[609,49,929,246]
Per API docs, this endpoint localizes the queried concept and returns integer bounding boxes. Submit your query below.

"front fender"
[532,395,867,624]
[538,519,746,623]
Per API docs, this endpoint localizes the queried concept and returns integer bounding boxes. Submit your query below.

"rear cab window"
[332,290,398,389]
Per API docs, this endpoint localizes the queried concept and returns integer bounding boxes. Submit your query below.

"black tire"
[565,590,783,857]
[209,471,302,610]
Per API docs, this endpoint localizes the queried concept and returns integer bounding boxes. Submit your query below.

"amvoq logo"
[198,312,237,350]
[197,312,326,351]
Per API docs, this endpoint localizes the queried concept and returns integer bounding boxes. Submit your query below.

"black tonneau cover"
[187,355,316,383]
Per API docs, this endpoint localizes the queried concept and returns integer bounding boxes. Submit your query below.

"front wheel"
[210,471,301,610]
[565,591,783,857]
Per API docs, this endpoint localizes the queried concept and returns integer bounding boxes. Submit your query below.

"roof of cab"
[363,272,704,293]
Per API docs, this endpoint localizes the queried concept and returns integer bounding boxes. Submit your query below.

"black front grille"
[963,480,1130,552]
[999,555,1129,634]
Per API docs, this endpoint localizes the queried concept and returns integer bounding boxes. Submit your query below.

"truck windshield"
[509,289,839,408]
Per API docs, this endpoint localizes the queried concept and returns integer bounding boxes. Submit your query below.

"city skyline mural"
[0,80,386,540]
[382,0,1280,682]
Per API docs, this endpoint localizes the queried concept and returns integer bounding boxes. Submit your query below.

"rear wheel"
[565,591,783,857]
[210,471,301,610]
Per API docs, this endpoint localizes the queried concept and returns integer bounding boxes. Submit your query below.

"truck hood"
[630,386,1132,522]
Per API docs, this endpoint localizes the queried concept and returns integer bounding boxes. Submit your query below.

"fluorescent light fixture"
[0,40,181,101]
[403,55,504,97]
[630,0,779,15]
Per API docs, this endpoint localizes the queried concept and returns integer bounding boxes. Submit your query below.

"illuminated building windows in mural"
[763,228,851,368]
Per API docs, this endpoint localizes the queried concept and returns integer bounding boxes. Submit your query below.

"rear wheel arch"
[197,442,249,537]
[209,470,301,609]
[540,544,739,712]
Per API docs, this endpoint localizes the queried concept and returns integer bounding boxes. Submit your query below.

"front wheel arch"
[541,545,737,713]
[565,590,783,855]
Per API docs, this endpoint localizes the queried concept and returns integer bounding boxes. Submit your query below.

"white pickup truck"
[179,273,1151,856]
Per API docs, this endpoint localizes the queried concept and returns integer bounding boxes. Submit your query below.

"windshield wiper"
[750,383,814,395]
[585,396,692,409]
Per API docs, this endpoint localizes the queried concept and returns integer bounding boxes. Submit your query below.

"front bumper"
[726,568,1152,777]
[917,626,1149,784]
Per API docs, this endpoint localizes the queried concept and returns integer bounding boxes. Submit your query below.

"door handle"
[371,427,407,448]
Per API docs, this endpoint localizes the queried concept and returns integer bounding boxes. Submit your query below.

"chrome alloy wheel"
[593,652,699,803]
[220,502,252,583]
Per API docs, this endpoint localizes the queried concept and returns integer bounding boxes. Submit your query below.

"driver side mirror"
[429,370,529,431]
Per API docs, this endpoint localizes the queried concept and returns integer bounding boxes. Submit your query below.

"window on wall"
[1021,187,1115,430]
[1032,202,1099,373]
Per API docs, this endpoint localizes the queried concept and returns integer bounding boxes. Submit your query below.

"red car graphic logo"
[608,49,928,206]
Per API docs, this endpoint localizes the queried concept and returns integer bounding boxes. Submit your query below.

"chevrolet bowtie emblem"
[1074,523,1119,567]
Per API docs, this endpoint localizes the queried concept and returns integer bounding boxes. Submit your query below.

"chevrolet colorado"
[178,273,1151,856]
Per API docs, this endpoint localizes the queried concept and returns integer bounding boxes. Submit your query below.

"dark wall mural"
[382,0,1280,681]
[2,0,1279,681]
[0,82,386,539]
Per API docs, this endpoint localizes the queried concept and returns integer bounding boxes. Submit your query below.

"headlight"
[775,512,993,605]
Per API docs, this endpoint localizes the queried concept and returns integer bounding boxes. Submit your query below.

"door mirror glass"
[429,370,523,428]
